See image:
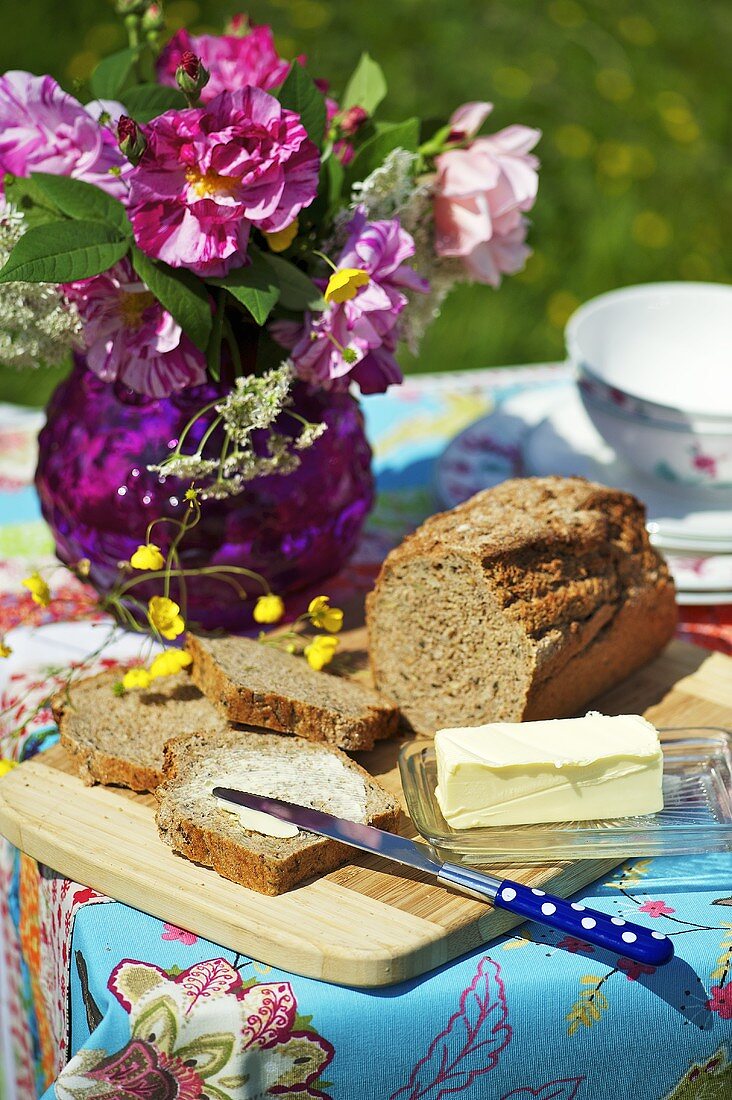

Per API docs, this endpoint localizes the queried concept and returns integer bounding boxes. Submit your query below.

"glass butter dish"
[398,728,732,864]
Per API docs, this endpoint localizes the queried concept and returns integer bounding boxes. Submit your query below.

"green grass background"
[1,0,730,405]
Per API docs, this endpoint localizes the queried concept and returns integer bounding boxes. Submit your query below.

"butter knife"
[212,788,674,967]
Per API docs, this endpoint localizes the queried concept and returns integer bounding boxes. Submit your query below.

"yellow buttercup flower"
[0,639,11,658]
[130,543,165,571]
[324,268,370,304]
[253,594,285,624]
[22,572,51,607]
[264,217,299,252]
[0,759,18,777]
[304,634,339,671]
[122,667,153,690]
[149,648,193,679]
[148,596,185,640]
[184,485,201,506]
[308,595,343,633]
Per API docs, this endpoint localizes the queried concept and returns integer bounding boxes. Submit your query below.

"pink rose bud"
[114,0,150,14]
[226,13,251,36]
[141,2,164,33]
[117,115,146,165]
[176,51,211,98]
[339,105,369,137]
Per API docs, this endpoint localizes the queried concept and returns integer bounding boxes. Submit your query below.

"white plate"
[676,590,732,607]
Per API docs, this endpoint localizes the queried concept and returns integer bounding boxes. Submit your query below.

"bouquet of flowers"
[0,2,540,640]
[0,3,540,481]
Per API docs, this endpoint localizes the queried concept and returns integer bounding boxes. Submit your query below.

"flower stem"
[223,317,242,376]
[207,289,226,381]
[164,399,222,462]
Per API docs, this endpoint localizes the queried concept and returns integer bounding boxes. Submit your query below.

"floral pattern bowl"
[578,388,732,489]
[566,282,732,488]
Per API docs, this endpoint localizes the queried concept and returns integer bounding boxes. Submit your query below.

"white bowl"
[566,282,732,420]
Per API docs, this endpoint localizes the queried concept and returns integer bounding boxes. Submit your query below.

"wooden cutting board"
[1,635,731,987]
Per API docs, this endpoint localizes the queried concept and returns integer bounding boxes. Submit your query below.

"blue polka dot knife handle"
[436,864,674,966]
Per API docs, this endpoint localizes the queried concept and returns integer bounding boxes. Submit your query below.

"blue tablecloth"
[1,366,731,1100]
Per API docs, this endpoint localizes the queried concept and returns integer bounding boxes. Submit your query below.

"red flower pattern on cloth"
[84,1039,181,1099]
[556,937,594,954]
[617,958,656,982]
[54,958,335,1099]
[161,923,198,946]
[708,984,732,1019]
[637,899,676,918]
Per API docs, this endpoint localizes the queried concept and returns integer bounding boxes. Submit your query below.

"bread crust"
[155,733,400,895]
[187,633,399,751]
[366,476,677,731]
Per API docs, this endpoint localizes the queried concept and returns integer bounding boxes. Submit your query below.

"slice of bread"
[53,670,228,792]
[155,728,400,895]
[187,633,399,751]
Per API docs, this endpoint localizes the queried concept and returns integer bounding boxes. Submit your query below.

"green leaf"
[260,253,323,311]
[0,220,129,283]
[209,252,280,325]
[131,248,212,351]
[29,173,132,238]
[341,53,387,115]
[90,47,140,100]
[3,175,62,229]
[277,61,327,149]
[344,117,420,191]
[122,84,187,123]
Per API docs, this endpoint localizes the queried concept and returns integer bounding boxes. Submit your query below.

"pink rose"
[64,259,207,397]
[433,101,541,286]
[127,87,320,277]
[157,23,295,103]
[0,71,127,198]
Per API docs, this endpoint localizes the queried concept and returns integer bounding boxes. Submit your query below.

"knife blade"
[212,788,674,967]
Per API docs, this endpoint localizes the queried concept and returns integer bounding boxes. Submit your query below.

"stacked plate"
[435,381,732,606]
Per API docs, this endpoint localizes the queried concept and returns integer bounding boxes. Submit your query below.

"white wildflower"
[149,360,328,500]
[0,203,83,369]
[147,454,219,480]
[215,361,293,442]
[294,420,327,451]
[352,158,465,354]
[351,148,419,220]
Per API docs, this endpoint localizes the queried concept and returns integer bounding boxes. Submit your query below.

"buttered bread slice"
[435,712,664,828]
[156,728,400,895]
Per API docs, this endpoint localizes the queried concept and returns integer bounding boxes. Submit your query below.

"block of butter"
[434,712,664,829]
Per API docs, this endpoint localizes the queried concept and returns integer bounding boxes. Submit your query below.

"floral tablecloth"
[1,364,732,1100]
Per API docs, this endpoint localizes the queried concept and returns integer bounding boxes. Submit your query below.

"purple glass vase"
[35,358,375,632]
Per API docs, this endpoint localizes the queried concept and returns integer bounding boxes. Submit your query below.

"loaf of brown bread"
[187,633,399,751]
[156,728,400,895]
[366,476,676,733]
[53,671,228,791]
